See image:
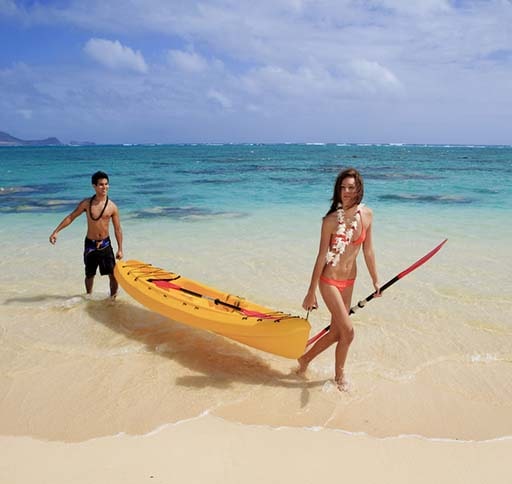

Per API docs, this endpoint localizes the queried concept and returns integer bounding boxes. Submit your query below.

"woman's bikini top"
[329,210,366,247]
[351,210,366,245]
[325,207,366,266]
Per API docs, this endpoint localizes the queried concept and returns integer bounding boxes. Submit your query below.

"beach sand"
[2,414,511,484]
[2,206,512,483]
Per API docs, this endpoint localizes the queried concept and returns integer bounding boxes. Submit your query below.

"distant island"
[0,131,95,146]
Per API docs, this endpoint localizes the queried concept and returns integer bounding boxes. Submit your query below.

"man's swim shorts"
[83,237,115,277]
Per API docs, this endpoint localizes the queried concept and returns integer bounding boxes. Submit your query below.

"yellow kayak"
[114,260,311,359]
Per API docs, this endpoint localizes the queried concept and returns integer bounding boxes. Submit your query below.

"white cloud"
[0,0,19,16]
[167,49,209,73]
[239,58,402,103]
[2,0,512,143]
[83,38,148,73]
[244,64,333,98]
[350,59,402,92]
[372,0,452,16]
[207,89,232,110]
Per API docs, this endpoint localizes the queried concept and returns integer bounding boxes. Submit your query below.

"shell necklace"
[325,204,360,267]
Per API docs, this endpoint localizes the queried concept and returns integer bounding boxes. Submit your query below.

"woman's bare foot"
[335,377,351,392]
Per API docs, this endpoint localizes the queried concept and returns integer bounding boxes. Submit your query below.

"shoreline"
[3,409,512,445]
[3,414,512,484]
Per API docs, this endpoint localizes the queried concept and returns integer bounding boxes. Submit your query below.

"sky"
[1,0,511,145]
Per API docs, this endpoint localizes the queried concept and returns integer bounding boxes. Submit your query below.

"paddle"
[150,279,282,320]
[306,238,448,347]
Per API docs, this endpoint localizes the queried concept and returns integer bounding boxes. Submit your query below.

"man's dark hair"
[91,171,109,185]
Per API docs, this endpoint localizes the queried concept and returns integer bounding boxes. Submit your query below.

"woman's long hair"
[326,167,364,216]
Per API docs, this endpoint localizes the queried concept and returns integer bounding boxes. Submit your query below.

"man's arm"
[49,201,86,244]
[111,205,123,259]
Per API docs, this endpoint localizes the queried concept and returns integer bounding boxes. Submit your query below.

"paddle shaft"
[178,286,241,310]
[306,239,448,347]
[150,279,279,319]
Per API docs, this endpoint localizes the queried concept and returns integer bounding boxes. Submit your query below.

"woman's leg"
[297,281,353,375]
[297,325,339,373]
[319,283,354,389]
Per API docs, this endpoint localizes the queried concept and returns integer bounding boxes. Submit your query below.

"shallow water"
[1,144,511,442]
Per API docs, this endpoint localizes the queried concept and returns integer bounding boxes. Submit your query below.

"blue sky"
[1,0,511,144]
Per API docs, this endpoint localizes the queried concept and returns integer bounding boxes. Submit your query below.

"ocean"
[1,143,511,442]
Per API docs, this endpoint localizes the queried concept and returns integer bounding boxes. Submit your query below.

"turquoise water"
[2,143,511,218]
[1,143,512,442]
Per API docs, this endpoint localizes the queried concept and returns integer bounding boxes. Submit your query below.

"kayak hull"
[114,260,310,359]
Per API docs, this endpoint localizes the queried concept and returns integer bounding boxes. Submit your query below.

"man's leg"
[85,276,94,294]
[109,274,118,298]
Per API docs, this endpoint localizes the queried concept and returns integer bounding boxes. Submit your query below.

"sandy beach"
[3,414,511,484]
[2,217,511,483]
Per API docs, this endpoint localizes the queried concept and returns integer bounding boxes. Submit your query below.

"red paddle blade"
[397,238,447,279]
[152,280,180,290]
[239,309,280,319]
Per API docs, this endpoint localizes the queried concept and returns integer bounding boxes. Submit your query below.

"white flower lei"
[325,204,360,267]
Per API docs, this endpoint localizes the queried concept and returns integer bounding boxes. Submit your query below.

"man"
[49,171,124,298]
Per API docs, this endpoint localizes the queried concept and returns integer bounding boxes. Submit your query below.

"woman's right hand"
[302,292,318,312]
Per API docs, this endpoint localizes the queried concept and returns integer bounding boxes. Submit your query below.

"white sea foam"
[470,353,499,363]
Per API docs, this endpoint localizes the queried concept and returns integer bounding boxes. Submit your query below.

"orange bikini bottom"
[319,275,355,293]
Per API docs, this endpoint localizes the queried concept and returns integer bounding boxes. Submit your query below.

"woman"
[298,167,380,390]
